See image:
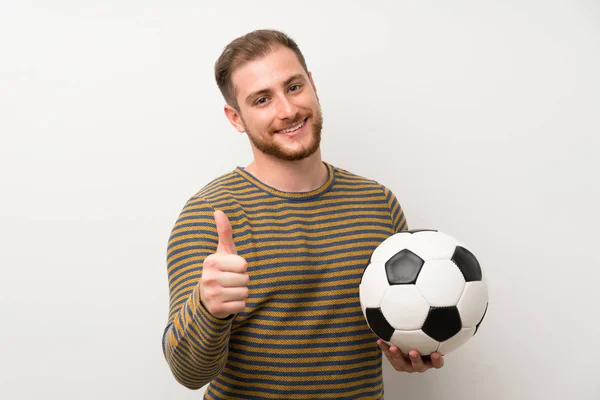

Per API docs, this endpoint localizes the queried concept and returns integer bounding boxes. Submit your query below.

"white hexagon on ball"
[416,259,466,307]
[457,281,488,327]
[359,262,389,308]
[380,285,430,330]
[405,230,459,261]
[390,330,440,356]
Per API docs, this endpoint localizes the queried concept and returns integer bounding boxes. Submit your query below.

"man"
[162,29,444,399]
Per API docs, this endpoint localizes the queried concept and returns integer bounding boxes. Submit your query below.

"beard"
[243,107,323,162]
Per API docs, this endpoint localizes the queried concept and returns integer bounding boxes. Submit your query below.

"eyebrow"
[245,74,307,105]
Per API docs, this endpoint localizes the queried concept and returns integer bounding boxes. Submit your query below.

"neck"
[244,150,328,192]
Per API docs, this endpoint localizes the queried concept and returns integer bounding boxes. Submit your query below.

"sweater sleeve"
[381,185,408,233]
[161,196,233,389]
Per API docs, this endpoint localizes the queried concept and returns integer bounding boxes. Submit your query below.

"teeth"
[279,119,305,134]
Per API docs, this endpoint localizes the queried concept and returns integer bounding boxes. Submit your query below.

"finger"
[378,340,410,369]
[377,340,393,358]
[409,350,428,372]
[213,300,246,317]
[218,271,250,287]
[214,254,248,273]
[215,210,237,254]
[431,352,445,369]
[218,287,249,302]
[388,345,403,358]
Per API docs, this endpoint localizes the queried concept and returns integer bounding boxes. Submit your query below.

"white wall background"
[1,1,599,399]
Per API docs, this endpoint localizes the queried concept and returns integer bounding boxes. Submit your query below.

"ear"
[224,104,246,133]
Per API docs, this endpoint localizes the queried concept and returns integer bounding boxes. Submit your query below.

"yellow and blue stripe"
[163,162,407,399]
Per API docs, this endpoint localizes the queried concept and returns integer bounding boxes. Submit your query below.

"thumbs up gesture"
[199,210,249,319]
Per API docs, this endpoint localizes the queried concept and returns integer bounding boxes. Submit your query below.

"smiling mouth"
[275,118,307,134]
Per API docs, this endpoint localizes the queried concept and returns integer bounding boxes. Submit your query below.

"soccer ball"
[359,229,488,356]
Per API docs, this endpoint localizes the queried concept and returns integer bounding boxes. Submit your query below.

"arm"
[161,197,232,389]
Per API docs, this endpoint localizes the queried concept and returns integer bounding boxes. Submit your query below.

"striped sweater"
[163,162,407,399]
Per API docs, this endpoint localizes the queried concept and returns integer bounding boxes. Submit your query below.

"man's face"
[227,46,323,161]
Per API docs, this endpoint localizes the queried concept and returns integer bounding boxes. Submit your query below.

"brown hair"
[214,29,309,110]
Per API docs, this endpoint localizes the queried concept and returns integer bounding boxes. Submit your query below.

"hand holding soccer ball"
[377,339,445,372]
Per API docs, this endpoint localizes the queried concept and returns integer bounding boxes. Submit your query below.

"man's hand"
[199,210,249,319]
[377,340,444,373]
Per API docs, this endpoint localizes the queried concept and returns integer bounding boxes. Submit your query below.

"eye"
[255,97,268,106]
[289,84,302,92]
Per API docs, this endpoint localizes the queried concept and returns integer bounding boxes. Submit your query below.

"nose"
[275,95,299,121]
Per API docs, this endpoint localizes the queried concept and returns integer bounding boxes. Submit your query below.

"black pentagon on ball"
[422,306,462,342]
[451,246,482,282]
[365,308,394,341]
[385,249,424,285]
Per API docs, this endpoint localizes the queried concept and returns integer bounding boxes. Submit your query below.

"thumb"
[214,210,237,254]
